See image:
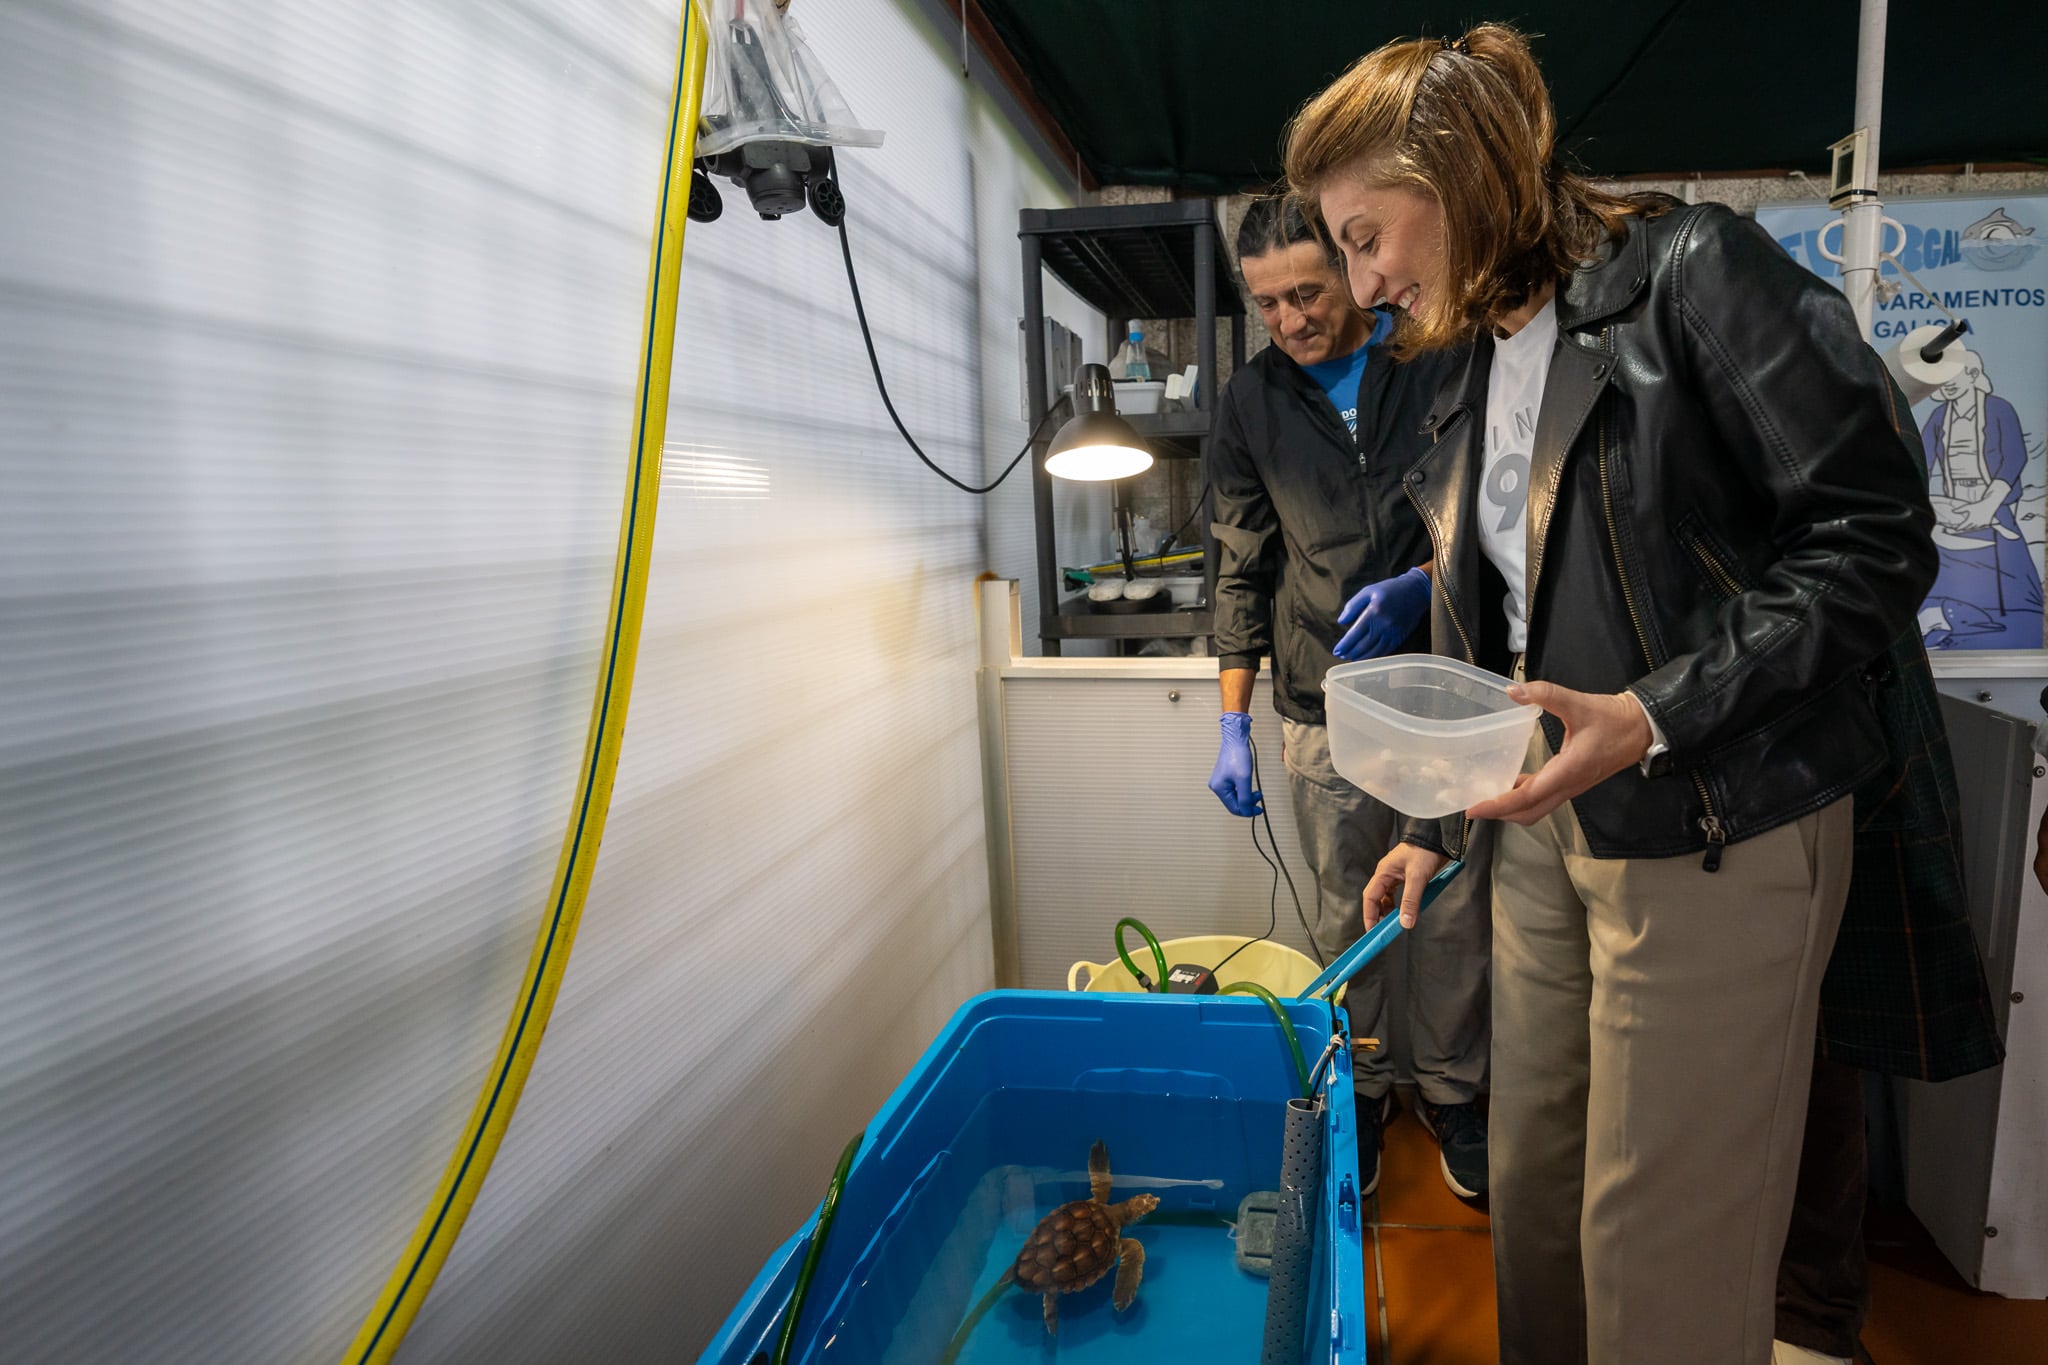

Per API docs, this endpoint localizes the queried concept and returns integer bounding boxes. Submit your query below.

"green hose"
[768,1130,864,1365]
[1114,916,1168,990]
[1105,918,1309,1096]
[1219,981,1312,1099]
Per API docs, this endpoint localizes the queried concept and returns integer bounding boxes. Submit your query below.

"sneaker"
[1416,1097,1489,1199]
[1356,1090,1393,1197]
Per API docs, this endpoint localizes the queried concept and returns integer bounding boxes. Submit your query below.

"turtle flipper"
[1088,1140,1112,1204]
[1112,1238,1146,1312]
[1042,1291,1059,1335]
[938,1268,1014,1364]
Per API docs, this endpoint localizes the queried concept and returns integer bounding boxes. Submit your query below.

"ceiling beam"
[930,0,1098,193]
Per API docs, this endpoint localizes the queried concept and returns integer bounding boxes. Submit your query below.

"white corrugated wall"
[0,1,1093,1359]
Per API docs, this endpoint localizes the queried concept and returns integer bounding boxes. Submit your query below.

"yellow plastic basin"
[1067,934,1324,997]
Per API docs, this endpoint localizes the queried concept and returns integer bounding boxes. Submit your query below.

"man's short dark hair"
[1235,193,1340,273]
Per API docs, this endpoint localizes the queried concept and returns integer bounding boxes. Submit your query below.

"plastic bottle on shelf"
[1112,328,1151,382]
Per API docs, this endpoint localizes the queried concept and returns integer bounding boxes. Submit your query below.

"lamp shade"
[1045,362,1152,481]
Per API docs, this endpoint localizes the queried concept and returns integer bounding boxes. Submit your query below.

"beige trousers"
[1489,730,1852,1365]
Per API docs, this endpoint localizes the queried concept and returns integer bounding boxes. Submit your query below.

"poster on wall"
[1758,195,2048,651]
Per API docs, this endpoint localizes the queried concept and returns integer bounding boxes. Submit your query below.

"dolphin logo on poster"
[1761,195,2048,650]
[1961,207,2039,272]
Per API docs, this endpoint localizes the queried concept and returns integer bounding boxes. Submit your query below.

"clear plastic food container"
[1321,656,1542,817]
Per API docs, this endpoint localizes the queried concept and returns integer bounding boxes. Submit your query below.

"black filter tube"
[1260,1096,1324,1365]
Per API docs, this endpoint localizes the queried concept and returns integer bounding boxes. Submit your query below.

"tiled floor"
[1368,1099,1499,1364]
[1365,1092,2048,1364]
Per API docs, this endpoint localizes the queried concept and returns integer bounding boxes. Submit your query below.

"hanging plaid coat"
[1824,630,2005,1081]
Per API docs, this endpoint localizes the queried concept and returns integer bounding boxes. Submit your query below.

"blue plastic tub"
[699,990,1366,1364]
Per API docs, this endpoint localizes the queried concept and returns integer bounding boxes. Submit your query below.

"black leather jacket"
[1405,201,1937,865]
[1210,336,1462,724]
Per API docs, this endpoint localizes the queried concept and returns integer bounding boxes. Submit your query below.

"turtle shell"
[1011,1198,1119,1295]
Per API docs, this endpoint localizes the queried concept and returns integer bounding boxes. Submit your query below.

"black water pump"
[690,142,843,225]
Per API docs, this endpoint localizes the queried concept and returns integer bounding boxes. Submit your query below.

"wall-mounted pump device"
[680,2,1048,502]
[688,0,884,225]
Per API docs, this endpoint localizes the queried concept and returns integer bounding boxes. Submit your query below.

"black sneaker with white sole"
[1416,1097,1488,1200]
[1356,1089,1394,1197]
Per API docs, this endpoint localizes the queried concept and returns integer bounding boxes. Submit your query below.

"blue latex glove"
[1208,712,1263,817]
[1333,566,1430,661]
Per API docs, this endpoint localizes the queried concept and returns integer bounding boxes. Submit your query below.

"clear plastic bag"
[695,0,885,157]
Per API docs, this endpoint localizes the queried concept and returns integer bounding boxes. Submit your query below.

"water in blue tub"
[807,1085,1291,1362]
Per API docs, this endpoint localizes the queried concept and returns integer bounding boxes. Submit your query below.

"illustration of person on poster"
[1921,345,2044,646]
[1759,196,2048,649]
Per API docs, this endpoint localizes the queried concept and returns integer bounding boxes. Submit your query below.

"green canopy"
[972,2,2047,190]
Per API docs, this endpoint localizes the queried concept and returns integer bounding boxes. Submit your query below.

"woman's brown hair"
[1284,24,1651,352]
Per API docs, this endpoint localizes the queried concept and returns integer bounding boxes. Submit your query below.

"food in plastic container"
[1321,656,1541,817]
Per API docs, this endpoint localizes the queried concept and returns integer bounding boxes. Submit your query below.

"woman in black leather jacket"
[1286,24,1937,1365]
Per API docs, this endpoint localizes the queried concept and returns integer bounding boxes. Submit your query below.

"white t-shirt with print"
[1479,298,1560,653]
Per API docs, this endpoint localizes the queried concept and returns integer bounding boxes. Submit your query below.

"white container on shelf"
[1321,656,1541,817]
[1113,379,1166,414]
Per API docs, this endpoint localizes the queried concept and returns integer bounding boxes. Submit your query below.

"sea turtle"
[940,1140,1158,1358]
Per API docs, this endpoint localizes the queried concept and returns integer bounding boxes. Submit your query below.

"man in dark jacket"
[1206,195,1490,1198]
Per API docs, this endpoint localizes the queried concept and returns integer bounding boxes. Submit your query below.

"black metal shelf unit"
[1018,199,1247,654]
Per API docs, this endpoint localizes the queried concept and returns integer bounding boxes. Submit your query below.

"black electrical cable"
[837,213,1061,494]
[1211,735,1323,979]
[1209,830,1276,982]
[1157,480,1210,560]
[837,192,1311,972]
[1259,769,1319,967]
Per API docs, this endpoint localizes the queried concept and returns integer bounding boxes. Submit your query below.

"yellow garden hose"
[1075,548,1204,576]
[337,8,709,1363]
